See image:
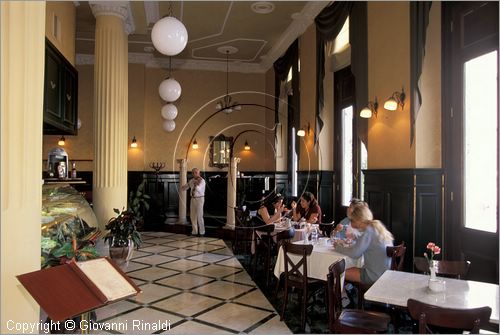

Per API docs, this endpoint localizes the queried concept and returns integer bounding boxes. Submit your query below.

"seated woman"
[334,205,393,285]
[291,191,322,224]
[256,194,286,224]
[334,198,365,240]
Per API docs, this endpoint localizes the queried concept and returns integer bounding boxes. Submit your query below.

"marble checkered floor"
[95,232,292,334]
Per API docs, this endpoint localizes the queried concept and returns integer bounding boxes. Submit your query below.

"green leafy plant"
[104,208,142,249]
[41,216,100,268]
[128,180,150,222]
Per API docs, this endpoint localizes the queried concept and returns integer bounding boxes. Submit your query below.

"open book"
[17,257,141,321]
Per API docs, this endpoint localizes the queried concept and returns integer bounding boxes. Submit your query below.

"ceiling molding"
[258,1,329,71]
[144,1,159,27]
[187,1,232,44]
[76,53,265,73]
[191,38,267,62]
[89,1,135,35]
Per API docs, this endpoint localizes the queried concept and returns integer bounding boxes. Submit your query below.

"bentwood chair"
[414,257,471,279]
[327,258,391,333]
[280,242,325,332]
[407,298,492,333]
[387,242,407,271]
[351,242,407,309]
[253,224,275,286]
[273,228,296,295]
[233,207,253,255]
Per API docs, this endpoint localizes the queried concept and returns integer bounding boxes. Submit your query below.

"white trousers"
[190,197,205,235]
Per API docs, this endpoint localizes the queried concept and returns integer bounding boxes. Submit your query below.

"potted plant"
[128,180,150,228]
[104,208,142,264]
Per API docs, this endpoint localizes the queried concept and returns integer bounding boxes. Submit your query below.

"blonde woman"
[334,205,393,285]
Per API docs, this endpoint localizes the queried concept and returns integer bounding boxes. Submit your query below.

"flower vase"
[429,261,437,280]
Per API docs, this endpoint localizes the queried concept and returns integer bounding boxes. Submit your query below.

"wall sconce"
[384,87,406,111]
[192,139,199,150]
[130,136,138,148]
[297,122,310,137]
[244,140,250,151]
[57,136,65,146]
[360,97,379,119]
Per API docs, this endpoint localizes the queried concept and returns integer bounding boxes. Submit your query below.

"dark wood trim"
[363,169,442,272]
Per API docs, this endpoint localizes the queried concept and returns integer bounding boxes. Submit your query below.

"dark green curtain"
[350,2,368,146]
[410,2,432,146]
[274,39,300,155]
[315,2,353,146]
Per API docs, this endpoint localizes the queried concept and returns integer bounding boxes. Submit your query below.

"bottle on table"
[71,162,77,179]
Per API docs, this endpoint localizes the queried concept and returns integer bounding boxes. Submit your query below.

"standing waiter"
[181,167,206,236]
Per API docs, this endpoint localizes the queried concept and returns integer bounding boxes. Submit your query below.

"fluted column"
[177,159,187,223]
[1,2,45,331]
[225,157,241,229]
[90,2,129,230]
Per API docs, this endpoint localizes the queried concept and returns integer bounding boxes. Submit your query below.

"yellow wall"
[45,1,76,65]
[416,2,442,168]
[299,24,319,171]
[367,2,415,168]
[1,2,45,331]
[49,63,273,173]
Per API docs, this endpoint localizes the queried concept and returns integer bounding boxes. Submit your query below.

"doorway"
[442,1,499,283]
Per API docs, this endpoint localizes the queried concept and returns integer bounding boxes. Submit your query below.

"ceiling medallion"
[251,2,275,14]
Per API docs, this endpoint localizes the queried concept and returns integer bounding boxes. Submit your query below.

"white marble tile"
[187,253,232,263]
[196,303,273,332]
[133,254,177,265]
[131,283,181,304]
[104,307,183,334]
[249,315,292,334]
[168,321,233,334]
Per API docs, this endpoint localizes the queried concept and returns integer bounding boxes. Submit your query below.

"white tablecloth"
[273,239,363,281]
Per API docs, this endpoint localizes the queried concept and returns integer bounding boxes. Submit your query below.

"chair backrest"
[276,228,296,247]
[282,242,313,288]
[414,257,471,279]
[234,207,251,227]
[327,258,345,329]
[407,298,492,334]
[319,223,334,237]
[386,242,406,271]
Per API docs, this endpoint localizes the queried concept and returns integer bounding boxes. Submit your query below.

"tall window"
[340,106,353,206]
[463,50,498,233]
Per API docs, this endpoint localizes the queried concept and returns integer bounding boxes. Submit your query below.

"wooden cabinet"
[43,38,78,135]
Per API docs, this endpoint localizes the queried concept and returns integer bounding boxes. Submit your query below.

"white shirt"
[188,177,206,197]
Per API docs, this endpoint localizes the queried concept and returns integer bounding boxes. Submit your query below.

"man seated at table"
[333,198,365,240]
[291,191,322,224]
[255,193,287,225]
[334,205,393,285]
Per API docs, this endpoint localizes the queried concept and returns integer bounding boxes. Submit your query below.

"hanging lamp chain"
[168,2,173,17]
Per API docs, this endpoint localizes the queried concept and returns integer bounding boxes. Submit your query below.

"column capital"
[89,1,135,35]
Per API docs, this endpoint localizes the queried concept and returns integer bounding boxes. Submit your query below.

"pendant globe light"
[151,4,188,56]
[163,120,176,132]
[159,77,181,102]
[161,103,178,120]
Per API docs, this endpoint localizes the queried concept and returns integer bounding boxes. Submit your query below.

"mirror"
[209,134,233,168]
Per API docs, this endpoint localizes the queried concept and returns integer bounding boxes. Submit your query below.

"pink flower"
[424,242,441,265]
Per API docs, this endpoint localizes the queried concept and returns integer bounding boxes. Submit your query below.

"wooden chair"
[233,207,253,255]
[273,228,296,295]
[407,298,492,334]
[414,257,471,279]
[351,242,407,309]
[280,242,325,331]
[387,242,406,271]
[327,258,391,333]
[253,224,275,286]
